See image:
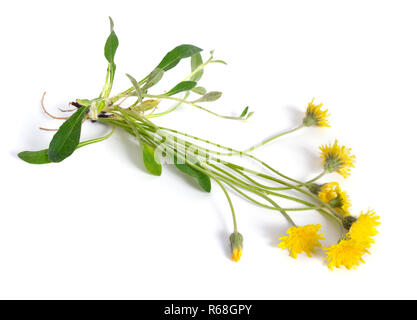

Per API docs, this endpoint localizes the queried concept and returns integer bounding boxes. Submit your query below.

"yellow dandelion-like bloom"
[348,210,380,249]
[318,182,351,216]
[319,140,356,178]
[325,239,369,270]
[278,224,325,258]
[318,182,338,203]
[303,99,330,127]
[232,248,242,262]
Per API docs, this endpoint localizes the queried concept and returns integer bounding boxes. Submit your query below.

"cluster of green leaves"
[18,17,231,193]
[114,107,211,192]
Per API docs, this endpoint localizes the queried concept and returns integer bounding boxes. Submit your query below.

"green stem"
[211,175,238,232]
[243,125,304,153]
[145,94,246,120]
[77,126,115,148]
[304,170,326,185]
[157,126,303,184]
[110,77,148,104]
[147,92,190,118]
[225,163,344,223]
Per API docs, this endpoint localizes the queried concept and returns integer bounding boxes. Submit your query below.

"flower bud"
[343,215,357,231]
[229,232,243,262]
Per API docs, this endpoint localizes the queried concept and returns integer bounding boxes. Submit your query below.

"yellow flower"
[319,140,356,178]
[348,210,380,249]
[278,224,325,258]
[232,248,242,262]
[318,182,351,216]
[325,210,379,270]
[325,239,369,270]
[303,99,330,127]
[318,182,338,202]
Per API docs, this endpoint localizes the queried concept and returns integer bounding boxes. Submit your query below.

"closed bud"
[307,183,323,195]
[343,215,357,231]
[230,232,243,262]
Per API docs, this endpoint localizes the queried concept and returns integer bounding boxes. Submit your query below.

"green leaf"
[166,81,197,96]
[48,106,89,162]
[126,73,143,103]
[142,142,162,176]
[19,127,115,165]
[193,91,222,103]
[246,111,255,120]
[240,106,249,118]
[157,44,202,71]
[142,68,164,90]
[196,169,211,192]
[109,16,115,32]
[192,86,207,95]
[174,154,211,192]
[135,99,160,111]
[18,149,50,164]
[76,99,92,107]
[104,18,119,64]
[190,53,203,82]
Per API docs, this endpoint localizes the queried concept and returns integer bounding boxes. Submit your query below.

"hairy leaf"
[190,53,203,82]
[193,91,222,103]
[104,17,119,64]
[166,81,197,96]
[142,68,164,90]
[192,86,207,95]
[157,44,202,71]
[126,73,143,104]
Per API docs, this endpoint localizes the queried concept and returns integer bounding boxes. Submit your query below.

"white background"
[0,0,415,299]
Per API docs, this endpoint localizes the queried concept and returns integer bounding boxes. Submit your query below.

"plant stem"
[243,125,304,153]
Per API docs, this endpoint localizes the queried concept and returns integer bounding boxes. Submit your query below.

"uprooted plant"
[18,18,379,270]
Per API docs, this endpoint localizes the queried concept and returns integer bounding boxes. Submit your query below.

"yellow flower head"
[325,239,369,270]
[230,232,243,262]
[347,210,380,249]
[318,182,351,216]
[278,224,325,258]
[303,99,330,127]
[319,140,356,178]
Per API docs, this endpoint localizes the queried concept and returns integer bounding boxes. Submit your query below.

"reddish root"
[58,108,77,112]
[39,127,58,131]
[40,92,70,120]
